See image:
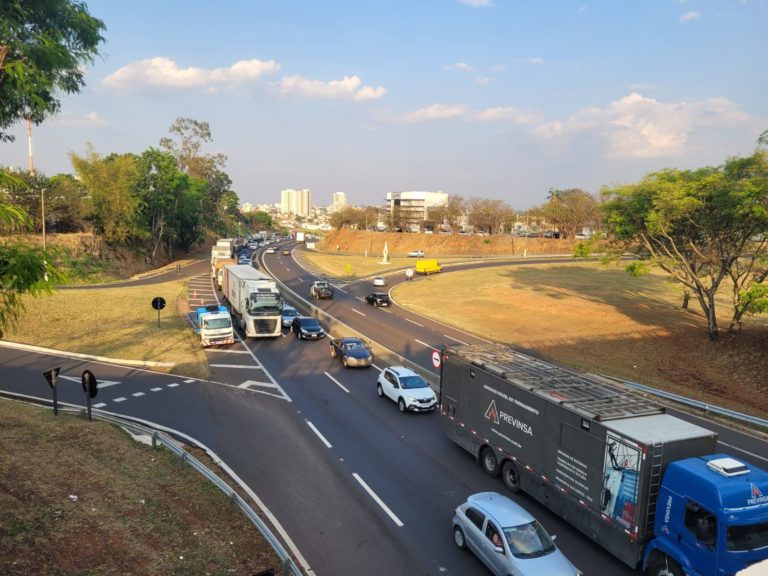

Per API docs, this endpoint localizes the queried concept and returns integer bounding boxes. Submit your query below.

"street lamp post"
[41,187,46,251]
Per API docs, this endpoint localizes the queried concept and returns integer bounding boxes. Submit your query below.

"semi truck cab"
[647,454,768,576]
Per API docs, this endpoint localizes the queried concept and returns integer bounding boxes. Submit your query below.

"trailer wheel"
[647,555,683,576]
[502,461,521,493]
[481,446,500,477]
[453,526,467,550]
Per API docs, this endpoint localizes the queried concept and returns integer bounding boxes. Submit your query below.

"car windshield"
[301,319,320,329]
[203,317,232,330]
[399,375,427,389]
[346,342,365,351]
[727,520,768,551]
[504,521,556,559]
[283,310,298,318]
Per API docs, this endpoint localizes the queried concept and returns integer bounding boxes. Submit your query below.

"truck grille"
[254,319,278,334]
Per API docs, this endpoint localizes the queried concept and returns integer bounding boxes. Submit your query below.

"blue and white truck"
[440,344,768,576]
[188,305,234,347]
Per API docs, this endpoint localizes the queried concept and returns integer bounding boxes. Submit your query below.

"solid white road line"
[305,420,333,448]
[415,339,437,351]
[405,317,424,327]
[209,364,264,369]
[324,372,350,394]
[352,473,404,527]
[444,334,469,345]
[719,441,768,464]
[205,349,250,354]
[352,309,366,316]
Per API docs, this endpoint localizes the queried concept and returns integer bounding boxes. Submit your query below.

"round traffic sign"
[151,296,166,311]
[432,350,441,368]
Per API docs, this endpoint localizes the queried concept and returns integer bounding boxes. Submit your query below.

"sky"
[3,0,767,210]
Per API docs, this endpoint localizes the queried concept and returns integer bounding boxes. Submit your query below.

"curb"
[0,340,175,367]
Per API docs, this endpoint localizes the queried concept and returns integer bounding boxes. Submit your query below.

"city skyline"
[2,1,766,210]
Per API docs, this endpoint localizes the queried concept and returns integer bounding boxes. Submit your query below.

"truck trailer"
[188,305,234,347]
[439,344,768,575]
[222,265,283,337]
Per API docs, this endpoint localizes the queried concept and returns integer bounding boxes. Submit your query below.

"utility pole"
[26,115,46,250]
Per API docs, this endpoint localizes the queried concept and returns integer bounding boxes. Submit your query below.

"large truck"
[211,244,231,266]
[211,257,235,284]
[188,305,234,347]
[440,344,768,576]
[222,265,283,337]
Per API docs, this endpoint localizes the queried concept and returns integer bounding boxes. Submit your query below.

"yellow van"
[415,259,442,275]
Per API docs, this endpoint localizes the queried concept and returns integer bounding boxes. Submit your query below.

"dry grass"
[0,399,281,576]
[5,281,209,379]
[391,261,768,416]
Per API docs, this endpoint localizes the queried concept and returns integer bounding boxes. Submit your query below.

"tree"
[444,195,465,233]
[602,152,768,341]
[70,147,142,245]
[540,188,600,238]
[0,173,62,337]
[159,117,227,179]
[0,0,105,141]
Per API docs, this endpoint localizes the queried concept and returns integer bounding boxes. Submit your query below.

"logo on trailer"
[485,400,500,424]
[748,483,768,506]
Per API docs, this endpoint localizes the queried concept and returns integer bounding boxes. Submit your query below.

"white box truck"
[222,265,283,337]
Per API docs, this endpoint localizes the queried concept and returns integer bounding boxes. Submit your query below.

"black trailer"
[439,344,717,568]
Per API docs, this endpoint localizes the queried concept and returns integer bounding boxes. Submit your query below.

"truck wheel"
[453,526,467,550]
[648,557,683,576]
[481,446,500,477]
[398,398,407,413]
[377,383,384,397]
[502,461,521,493]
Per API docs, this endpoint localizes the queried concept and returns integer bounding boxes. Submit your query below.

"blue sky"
[4,0,767,209]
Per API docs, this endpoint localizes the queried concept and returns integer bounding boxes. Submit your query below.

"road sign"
[432,350,441,368]
[42,367,60,389]
[82,370,98,398]
[151,297,166,310]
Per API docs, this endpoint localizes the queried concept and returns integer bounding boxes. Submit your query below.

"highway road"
[2,241,767,575]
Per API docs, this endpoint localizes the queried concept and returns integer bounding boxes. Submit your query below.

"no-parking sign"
[432,350,441,368]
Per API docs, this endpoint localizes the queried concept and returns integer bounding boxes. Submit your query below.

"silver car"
[281,305,299,328]
[453,492,581,576]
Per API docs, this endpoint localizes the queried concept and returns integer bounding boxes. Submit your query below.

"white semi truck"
[222,265,283,337]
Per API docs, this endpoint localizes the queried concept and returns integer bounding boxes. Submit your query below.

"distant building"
[331,191,347,213]
[240,202,255,213]
[385,190,448,231]
[280,188,311,217]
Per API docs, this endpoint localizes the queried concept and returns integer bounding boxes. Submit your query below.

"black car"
[291,316,325,340]
[365,292,391,307]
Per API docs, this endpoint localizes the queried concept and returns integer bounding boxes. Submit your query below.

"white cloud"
[528,57,544,65]
[443,62,473,72]
[578,5,588,13]
[459,0,492,6]
[275,74,385,101]
[474,76,492,85]
[51,111,106,127]
[103,57,280,91]
[383,104,467,124]
[680,11,701,22]
[470,107,539,124]
[535,92,752,158]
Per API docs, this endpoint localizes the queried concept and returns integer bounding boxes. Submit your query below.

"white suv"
[376,367,436,412]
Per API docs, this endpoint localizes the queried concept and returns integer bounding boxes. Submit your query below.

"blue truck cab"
[646,454,768,576]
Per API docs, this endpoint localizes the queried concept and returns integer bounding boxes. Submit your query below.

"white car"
[376,366,437,412]
[372,276,387,287]
[407,250,425,258]
[281,305,299,328]
[266,247,276,254]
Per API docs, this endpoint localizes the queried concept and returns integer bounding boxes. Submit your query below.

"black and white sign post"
[152,296,166,328]
[42,367,61,415]
[81,370,98,421]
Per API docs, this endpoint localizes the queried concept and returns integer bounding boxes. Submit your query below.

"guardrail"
[598,374,768,429]
[64,407,303,576]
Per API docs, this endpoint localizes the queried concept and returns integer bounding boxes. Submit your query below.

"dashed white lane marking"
[352,309,366,316]
[405,317,424,327]
[324,372,350,394]
[150,387,162,392]
[306,420,332,448]
[93,403,106,408]
[415,339,438,351]
[444,334,468,345]
[132,392,145,397]
[167,383,179,388]
[352,473,404,528]
[183,379,195,383]
[113,397,126,403]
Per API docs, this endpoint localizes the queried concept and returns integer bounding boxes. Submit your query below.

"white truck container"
[222,265,283,337]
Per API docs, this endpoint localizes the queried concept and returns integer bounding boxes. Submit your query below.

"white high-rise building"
[385,190,448,230]
[332,191,347,213]
[280,188,312,217]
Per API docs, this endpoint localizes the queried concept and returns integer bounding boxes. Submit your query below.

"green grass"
[300,250,469,279]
